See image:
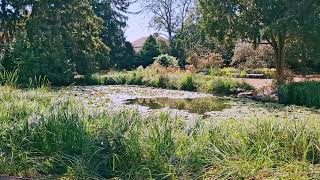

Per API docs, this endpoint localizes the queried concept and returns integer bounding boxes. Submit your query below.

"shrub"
[75,74,105,85]
[153,54,178,67]
[127,73,143,85]
[232,42,275,69]
[187,49,223,70]
[3,33,74,86]
[278,81,320,107]
[180,74,197,91]
[156,74,170,88]
[104,75,127,85]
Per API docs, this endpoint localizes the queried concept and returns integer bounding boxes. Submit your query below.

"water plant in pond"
[126,97,231,114]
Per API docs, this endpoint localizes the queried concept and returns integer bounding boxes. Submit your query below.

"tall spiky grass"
[0,68,19,87]
[27,76,50,90]
[279,81,320,107]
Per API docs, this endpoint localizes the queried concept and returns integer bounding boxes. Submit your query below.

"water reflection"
[126,97,231,114]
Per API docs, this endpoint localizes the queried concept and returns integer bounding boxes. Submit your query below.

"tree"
[0,0,31,43]
[93,0,135,69]
[3,0,109,85]
[140,0,195,43]
[138,36,161,67]
[199,0,320,81]
[171,8,235,67]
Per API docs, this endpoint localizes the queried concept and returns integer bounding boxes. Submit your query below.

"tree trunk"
[269,32,286,84]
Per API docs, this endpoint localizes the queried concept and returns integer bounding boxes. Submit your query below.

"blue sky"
[124,2,155,42]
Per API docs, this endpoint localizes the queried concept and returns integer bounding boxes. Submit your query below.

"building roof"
[132,34,169,52]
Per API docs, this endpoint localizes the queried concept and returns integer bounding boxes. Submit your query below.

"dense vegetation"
[0,0,136,85]
[76,65,255,94]
[1,86,320,179]
[279,81,320,107]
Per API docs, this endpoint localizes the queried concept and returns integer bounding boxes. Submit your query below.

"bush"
[180,74,197,91]
[104,75,127,85]
[0,68,19,87]
[187,49,223,70]
[153,54,178,67]
[3,33,74,86]
[156,74,171,88]
[231,42,274,69]
[75,74,105,85]
[126,73,143,85]
[278,81,320,107]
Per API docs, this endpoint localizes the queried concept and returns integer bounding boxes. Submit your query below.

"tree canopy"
[138,36,161,67]
[199,0,320,80]
[0,0,137,85]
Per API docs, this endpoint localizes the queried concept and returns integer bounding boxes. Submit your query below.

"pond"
[126,97,230,114]
[64,85,320,121]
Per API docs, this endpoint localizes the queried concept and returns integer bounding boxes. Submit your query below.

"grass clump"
[180,74,197,91]
[279,81,320,107]
[209,77,255,93]
[0,68,19,87]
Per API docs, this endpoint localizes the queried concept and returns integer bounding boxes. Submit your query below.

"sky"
[124,2,155,42]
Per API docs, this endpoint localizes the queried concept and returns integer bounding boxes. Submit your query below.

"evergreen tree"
[3,0,109,85]
[93,0,135,69]
[138,36,161,67]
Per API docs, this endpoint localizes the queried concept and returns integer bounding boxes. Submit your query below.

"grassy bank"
[76,66,255,94]
[1,86,320,179]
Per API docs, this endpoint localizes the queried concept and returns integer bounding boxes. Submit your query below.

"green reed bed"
[279,81,320,107]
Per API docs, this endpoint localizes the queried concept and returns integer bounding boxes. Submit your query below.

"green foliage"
[209,77,255,93]
[74,73,107,85]
[156,75,171,89]
[200,0,320,78]
[93,0,135,70]
[126,73,144,85]
[153,54,178,67]
[27,76,50,90]
[180,74,197,91]
[4,33,74,85]
[0,68,18,86]
[279,81,320,107]
[138,36,161,67]
[1,0,111,85]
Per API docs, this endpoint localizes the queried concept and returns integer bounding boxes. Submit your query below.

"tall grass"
[208,77,255,93]
[1,86,320,179]
[0,68,19,86]
[279,81,320,107]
